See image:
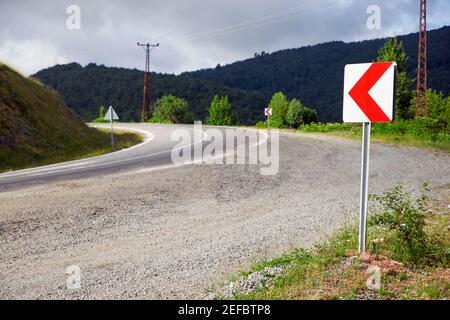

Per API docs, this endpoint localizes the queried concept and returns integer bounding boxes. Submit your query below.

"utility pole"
[416,0,427,117]
[137,42,159,122]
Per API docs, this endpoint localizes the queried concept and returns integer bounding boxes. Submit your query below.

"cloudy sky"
[1,0,449,76]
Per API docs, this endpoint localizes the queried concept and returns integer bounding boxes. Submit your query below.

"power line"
[179,0,338,41]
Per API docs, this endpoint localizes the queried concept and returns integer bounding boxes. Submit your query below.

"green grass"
[297,119,450,152]
[91,117,111,124]
[0,63,143,173]
[0,128,143,173]
[236,186,449,300]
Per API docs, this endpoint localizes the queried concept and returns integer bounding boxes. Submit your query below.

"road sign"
[264,108,272,129]
[343,62,396,123]
[104,106,119,148]
[104,106,119,121]
[343,62,397,253]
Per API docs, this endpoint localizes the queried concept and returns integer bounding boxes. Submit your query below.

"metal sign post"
[110,116,114,148]
[104,106,119,149]
[359,122,371,252]
[342,62,396,253]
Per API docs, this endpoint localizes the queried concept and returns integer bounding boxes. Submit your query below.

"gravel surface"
[0,131,448,299]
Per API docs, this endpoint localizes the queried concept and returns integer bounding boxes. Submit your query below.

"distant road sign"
[343,62,396,123]
[105,106,119,148]
[264,108,272,116]
[104,106,119,121]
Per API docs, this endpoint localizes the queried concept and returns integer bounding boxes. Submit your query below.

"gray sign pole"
[359,122,371,252]
[110,116,114,148]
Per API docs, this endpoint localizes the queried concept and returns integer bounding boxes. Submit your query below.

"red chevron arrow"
[348,62,392,122]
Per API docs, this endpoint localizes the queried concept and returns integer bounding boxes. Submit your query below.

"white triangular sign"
[104,106,119,121]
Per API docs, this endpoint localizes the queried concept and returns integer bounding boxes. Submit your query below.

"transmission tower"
[415,0,427,117]
[137,42,159,122]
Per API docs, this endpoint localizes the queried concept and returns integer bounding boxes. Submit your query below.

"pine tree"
[207,95,233,126]
[377,37,413,119]
[286,99,304,128]
[268,92,289,128]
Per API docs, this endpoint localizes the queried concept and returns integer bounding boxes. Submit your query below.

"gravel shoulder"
[0,132,448,299]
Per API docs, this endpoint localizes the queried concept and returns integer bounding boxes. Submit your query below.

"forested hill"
[34,26,449,124]
[0,63,110,170]
[182,26,450,122]
[33,64,265,124]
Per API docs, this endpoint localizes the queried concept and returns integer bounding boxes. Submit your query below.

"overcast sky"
[1,0,449,76]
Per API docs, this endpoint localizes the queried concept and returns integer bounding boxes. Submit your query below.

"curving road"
[0,124,448,299]
[0,123,244,189]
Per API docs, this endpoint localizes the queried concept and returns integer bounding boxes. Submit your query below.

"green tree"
[423,90,450,139]
[396,73,415,120]
[99,105,106,118]
[207,95,234,126]
[286,98,318,128]
[377,37,407,73]
[301,107,318,125]
[377,37,413,120]
[269,92,289,128]
[426,89,450,121]
[286,99,303,128]
[150,95,193,124]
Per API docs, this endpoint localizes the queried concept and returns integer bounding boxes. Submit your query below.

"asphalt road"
[0,123,225,189]
[0,124,448,299]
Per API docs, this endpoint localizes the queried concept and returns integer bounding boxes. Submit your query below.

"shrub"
[150,95,193,124]
[286,99,304,128]
[207,95,234,126]
[268,92,289,128]
[299,122,357,133]
[369,182,446,266]
[255,121,268,128]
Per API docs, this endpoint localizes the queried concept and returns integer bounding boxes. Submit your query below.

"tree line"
[91,91,316,128]
[183,27,450,122]
[33,27,449,126]
[377,36,449,133]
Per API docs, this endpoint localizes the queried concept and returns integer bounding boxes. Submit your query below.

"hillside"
[34,64,265,125]
[33,27,450,124]
[0,63,137,171]
[183,26,450,122]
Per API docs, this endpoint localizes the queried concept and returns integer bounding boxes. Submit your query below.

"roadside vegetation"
[255,92,317,129]
[234,183,449,300]
[147,93,238,126]
[149,95,194,124]
[0,128,142,173]
[207,95,235,126]
[91,105,110,123]
[0,62,142,173]
[293,37,449,152]
[298,116,450,152]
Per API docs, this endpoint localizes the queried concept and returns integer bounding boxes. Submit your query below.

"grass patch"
[297,119,450,152]
[0,128,143,173]
[236,183,449,300]
[0,63,143,173]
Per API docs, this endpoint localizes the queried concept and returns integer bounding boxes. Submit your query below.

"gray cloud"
[1,0,449,76]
